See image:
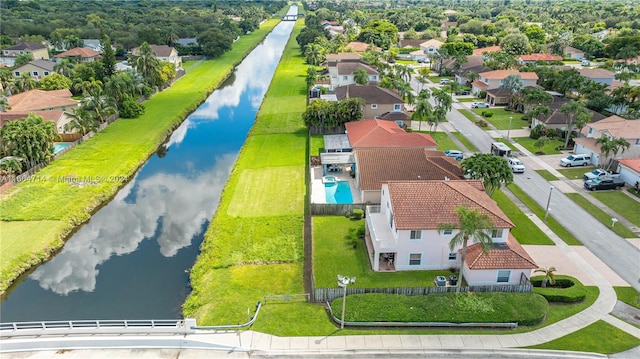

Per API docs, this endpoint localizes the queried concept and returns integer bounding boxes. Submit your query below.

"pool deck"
[310,166,362,204]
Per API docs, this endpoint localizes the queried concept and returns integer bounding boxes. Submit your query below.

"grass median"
[565,193,637,238]
[0,19,281,294]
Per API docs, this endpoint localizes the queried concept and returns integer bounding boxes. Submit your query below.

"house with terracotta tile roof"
[472,46,502,56]
[354,148,463,203]
[517,53,563,65]
[364,180,537,284]
[574,115,640,167]
[6,89,78,113]
[54,47,102,62]
[344,42,381,53]
[471,70,538,95]
[616,158,640,188]
[11,60,56,80]
[345,119,437,149]
[327,61,379,89]
[335,85,411,125]
[0,42,49,66]
[0,110,71,134]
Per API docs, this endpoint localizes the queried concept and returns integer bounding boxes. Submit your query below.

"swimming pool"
[53,143,71,154]
[324,181,353,204]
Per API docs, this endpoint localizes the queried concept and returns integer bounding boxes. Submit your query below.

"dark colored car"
[584,178,625,191]
[455,90,470,95]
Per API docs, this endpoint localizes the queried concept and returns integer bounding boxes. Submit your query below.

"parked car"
[439,79,450,85]
[444,150,464,161]
[508,158,526,173]
[455,89,470,95]
[559,154,591,167]
[471,102,490,108]
[584,177,625,191]
[583,169,620,181]
[581,59,591,66]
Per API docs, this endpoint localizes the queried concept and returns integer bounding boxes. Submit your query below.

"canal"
[0,13,296,322]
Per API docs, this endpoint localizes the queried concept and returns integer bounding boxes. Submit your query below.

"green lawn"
[430,132,459,151]
[590,191,640,227]
[527,320,640,354]
[493,190,554,245]
[565,193,637,238]
[456,97,478,102]
[557,167,597,180]
[0,19,283,294]
[513,137,565,155]
[452,132,479,152]
[459,109,486,127]
[471,109,525,130]
[536,170,559,181]
[183,20,308,325]
[615,286,640,309]
[506,184,582,245]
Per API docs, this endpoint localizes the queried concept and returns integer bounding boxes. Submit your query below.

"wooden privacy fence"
[310,203,365,216]
[313,283,533,303]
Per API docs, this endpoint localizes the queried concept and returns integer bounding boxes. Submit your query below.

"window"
[448,253,457,260]
[409,230,421,240]
[32,71,38,76]
[343,75,348,80]
[588,128,593,135]
[497,270,511,283]
[14,71,20,77]
[371,104,378,109]
[442,229,453,235]
[635,139,640,145]
[371,75,377,81]
[44,71,49,76]
[393,104,401,111]
[409,253,422,265]
[491,229,503,238]
[389,212,394,229]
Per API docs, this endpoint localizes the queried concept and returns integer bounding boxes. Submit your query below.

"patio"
[310,166,361,204]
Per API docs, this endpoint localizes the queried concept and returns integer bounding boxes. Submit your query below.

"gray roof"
[6,42,46,51]
[324,134,351,151]
[177,38,199,46]
[16,59,56,71]
[335,84,403,104]
[320,152,356,165]
[336,62,378,76]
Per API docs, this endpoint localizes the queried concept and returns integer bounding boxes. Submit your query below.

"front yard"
[514,136,565,155]
[471,108,525,130]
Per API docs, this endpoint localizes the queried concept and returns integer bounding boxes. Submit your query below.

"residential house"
[335,84,410,125]
[471,70,538,96]
[616,158,640,188]
[54,47,102,63]
[344,42,380,53]
[131,44,182,69]
[578,68,615,86]
[327,61,378,89]
[473,46,502,57]
[0,42,50,66]
[11,60,56,81]
[399,39,425,48]
[574,115,640,167]
[562,46,585,60]
[419,39,443,55]
[0,110,71,134]
[448,55,491,85]
[345,119,437,149]
[517,53,563,66]
[365,180,537,285]
[83,39,103,52]
[354,147,461,203]
[530,94,606,132]
[6,89,78,113]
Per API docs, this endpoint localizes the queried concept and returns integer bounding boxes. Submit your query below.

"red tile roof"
[617,158,640,173]
[471,80,488,89]
[479,70,538,80]
[465,235,537,269]
[355,148,464,190]
[587,115,640,138]
[386,180,514,230]
[0,110,65,128]
[7,89,77,112]
[345,42,380,52]
[345,119,437,148]
[55,47,101,58]
[519,53,563,62]
[473,46,502,55]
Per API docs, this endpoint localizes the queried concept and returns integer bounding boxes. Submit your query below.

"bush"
[476,119,488,127]
[482,111,493,118]
[478,90,487,99]
[351,208,364,220]
[119,98,145,118]
[531,276,586,303]
[530,124,548,139]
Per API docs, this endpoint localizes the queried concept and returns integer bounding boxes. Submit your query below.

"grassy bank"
[183,20,310,325]
[0,19,281,294]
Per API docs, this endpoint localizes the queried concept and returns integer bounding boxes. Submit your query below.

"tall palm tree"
[64,107,99,135]
[499,74,523,109]
[596,136,631,171]
[54,58,75,78]
[130,42,161,87]
[353,67,369,85]
[104,72,135,105]
[14,73,37,93]
[438,206,496,294]
[412,90,432,132]
[304,43,325,66]
[82,87,117,123]
[560,100,588,149]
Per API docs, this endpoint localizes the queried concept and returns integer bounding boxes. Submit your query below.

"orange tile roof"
[0,110,65,128]
[386,180,514,230]
[465,235,537,269]
[473,46,501,55]
[7,89,77,112]
[345,42,380,52]
[519,53,563,62]
[471,80,488,89]
[355,148,464,190]
[479,70,538,80]
[617,158,640,173]
[345,119,437,148]
[55,47,101,58]
[588,115,640,138]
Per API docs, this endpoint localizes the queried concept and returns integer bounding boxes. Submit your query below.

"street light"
[507,116,513,141]
[337,274,355,329]
[544,186,554,223]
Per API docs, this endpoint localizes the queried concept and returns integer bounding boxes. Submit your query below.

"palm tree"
[596,136,631,171]
[499,74,523,109]
[129,42,161,87]
[466,70,479,86]
[412,90,432,132]
[82,87,117,123]
[438,206,496,294]
[104,72,135,105]
[304,43,325,66]
[54,58,75,78]
[14,73,37,93]
[534,267,557,288]
[353,67,369,85]
[560,100,588,149]
[64,107,99,135]
[394,64,413,83]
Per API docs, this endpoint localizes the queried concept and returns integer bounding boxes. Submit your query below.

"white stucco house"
[364,180,537,286]
[574,115,640,167]
[616,158,640,188]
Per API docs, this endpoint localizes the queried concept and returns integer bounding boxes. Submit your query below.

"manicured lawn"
[430,132,459,151]
[310,134,324,156]
[459,109,486,128]
[527,320,640,354]
[493,190,554,245]
[0,19,283,294]
[513,136,564,155]
[565,193,637,238]
[536,170,559,181]
[590,191,640,227]
[506,184,582,245]
[452,132,479,152]
[615,286,640,309]
[456,97,478,102]
[184,20,308,325]
[471,109,524,130]
[557,167,596,180]
[313,216,453,288]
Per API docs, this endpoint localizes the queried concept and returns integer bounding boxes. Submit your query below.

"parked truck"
[583,169,620,181]
[584,177,625,191]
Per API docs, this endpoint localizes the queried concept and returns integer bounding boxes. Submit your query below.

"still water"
[0,17,295,322]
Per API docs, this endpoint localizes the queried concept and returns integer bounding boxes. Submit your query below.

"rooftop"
[345,119,437,148]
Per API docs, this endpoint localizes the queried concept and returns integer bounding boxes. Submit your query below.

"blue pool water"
[53,143,71,154]
[325,181,353,204]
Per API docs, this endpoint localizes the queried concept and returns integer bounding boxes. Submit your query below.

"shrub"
[478,90,487,99]
[483,112,493,118]
[531,276,586,303]
[119,98,145,118]
[476,119,488,127]
[351,208,364,220]
[530,124,548,139]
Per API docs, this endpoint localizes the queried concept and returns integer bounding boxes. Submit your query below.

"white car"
[439,79,450,85]
[471,102,490,108]
[508,158,525,173]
